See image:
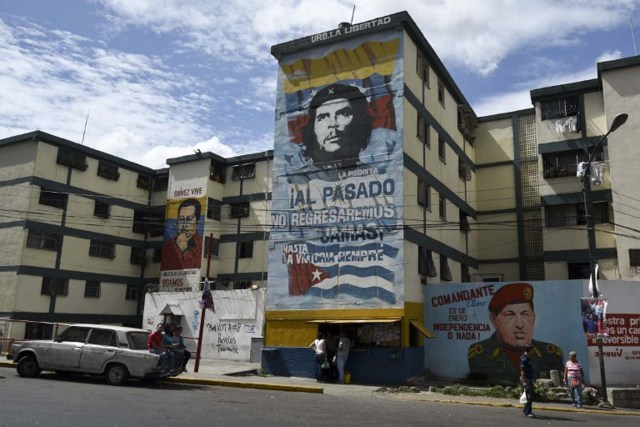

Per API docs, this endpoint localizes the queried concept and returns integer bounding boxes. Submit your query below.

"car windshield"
[127,332,150,350]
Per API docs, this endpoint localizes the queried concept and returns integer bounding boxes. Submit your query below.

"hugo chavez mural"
[425,281,588,385]
[267,28,404,311]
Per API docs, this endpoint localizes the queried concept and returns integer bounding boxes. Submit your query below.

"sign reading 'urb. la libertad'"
[310,16,393,44]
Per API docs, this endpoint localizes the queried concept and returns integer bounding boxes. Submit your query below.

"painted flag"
[286,242,398,303]
[201,278,215,312]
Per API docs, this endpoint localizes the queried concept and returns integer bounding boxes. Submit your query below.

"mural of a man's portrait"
[300,83,373,169]
[161,197,205,271]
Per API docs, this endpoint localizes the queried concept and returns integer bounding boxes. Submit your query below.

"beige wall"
[601,64,640,280]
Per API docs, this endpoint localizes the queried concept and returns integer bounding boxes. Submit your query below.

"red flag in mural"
[288,260,329,296]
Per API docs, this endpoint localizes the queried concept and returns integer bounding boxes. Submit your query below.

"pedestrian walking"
[563,351,585,408]
[520,345,535,418]
[309,332,326,382]
[336,329,351,384]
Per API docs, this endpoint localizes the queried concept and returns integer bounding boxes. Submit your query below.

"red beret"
[489,283,534,313]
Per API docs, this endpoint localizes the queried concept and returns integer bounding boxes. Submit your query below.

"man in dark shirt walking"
[520,345,535,417]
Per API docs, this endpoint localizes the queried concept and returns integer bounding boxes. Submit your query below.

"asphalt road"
[0,367,636,426]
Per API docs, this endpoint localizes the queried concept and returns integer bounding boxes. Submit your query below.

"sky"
[0,0,638,169]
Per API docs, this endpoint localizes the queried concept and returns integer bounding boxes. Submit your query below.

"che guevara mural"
[267,27,404,310]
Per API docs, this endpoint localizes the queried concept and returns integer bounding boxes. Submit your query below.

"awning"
[409,319,435,339]
[159,304,184,316]
[306,318,401,324]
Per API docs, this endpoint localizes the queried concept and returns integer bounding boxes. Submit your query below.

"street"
[0,367,637,426]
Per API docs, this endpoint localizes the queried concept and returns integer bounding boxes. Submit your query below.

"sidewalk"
[2,358,639,416]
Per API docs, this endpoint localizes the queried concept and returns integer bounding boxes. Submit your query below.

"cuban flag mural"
[267,30,404,310]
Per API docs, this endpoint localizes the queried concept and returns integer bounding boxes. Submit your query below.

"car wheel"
[105,364,129,386]
[17,355,42,378]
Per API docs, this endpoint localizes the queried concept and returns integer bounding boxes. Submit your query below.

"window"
[239,241,253,258]
[56,148,87,171]
[58,327,90,343]
[152,248,162,263]
[457,105,477,143]
[568,262,591,280]
[416,51,429,87]
[84,281,101,298]
[438,136,446,162]
[204,236,220,257]
[417,179,430,210]
[418,247,437,277]
[232,164,256,180]
[210,160,226,183]
[132,210,146,234]
[137,174,151,190]
[437,79,445,106]
[97,161,120,181]
[88,329,116,346]
[207,198,222,221]
[125,284,138,301]
[629,249,640,267]
[545,203,609,228]
[458,158,471,181]
[542,150,599,178]
[473,273,504,283]
[541,95,579,120]
[26,230,60,250]
[229,202,250,219]
[147,211,165,237]
[153,175,168,191]
[130,247,146,265]
[439,195,446,220]
[440,256,452,281]
[41,277,68,296]
[39,188,67,209]
[460,212,470,233]
[417,115,430,146]
[94,200,111,218]
[89,240,115,258]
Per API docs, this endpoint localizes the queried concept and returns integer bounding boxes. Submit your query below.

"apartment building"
[0,131,272,341]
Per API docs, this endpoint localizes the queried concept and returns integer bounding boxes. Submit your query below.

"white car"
[8,324,165,385]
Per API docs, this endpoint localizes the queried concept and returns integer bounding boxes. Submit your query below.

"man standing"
[563,351,585,408]
[147,323,169,375]
[336,329,351,384]
[521,345,535,417]
[161,198,203,270]
[468,282,564,384]
[301,83,373,169]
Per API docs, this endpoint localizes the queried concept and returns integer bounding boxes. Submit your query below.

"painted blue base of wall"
[262,346,425,385]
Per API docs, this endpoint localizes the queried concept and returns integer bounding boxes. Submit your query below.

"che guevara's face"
[491,302,536,350]
[313,98,354,154]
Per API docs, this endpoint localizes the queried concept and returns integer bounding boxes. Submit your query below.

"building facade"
[0,11,638,383]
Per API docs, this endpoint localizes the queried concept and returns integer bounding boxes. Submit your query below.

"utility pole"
[580,112,628,405]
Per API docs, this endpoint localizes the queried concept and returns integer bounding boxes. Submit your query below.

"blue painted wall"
[262,346,424,385]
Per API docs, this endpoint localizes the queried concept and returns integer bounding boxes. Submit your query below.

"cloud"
[95,0,637,75]
[0,17,237,168]
[473,50,624,116]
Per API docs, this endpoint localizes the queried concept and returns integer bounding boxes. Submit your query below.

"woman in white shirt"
[309,332,326,382]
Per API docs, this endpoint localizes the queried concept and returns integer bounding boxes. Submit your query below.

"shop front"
[261,307,433,385]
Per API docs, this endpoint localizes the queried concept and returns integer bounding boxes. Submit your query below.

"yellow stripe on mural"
[282,39,399,93]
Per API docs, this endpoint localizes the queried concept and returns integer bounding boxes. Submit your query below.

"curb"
[165,376,323,394]
[1,361,322,394]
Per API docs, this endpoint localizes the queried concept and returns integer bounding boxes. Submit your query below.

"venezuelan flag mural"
[267,30,404,310]
[160,177,207,292]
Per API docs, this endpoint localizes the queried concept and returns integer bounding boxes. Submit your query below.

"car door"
[42,326,90,369]
[79,328,118,372]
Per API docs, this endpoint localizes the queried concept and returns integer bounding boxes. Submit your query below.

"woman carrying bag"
[309,332,327,382]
